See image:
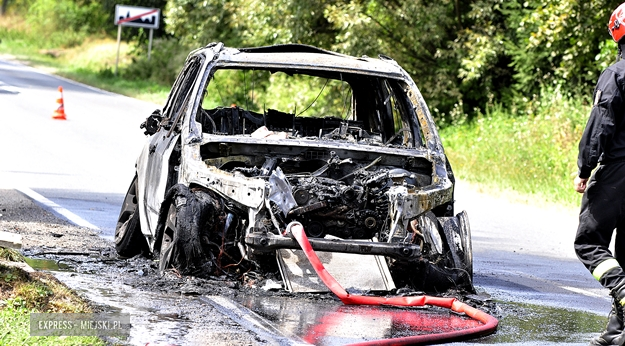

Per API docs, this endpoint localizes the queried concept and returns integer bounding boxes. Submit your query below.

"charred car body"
[115,43,474,293]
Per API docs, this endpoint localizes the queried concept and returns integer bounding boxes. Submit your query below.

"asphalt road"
[0,56,613,345]
[455,185,610,313]
[0,56,156,237]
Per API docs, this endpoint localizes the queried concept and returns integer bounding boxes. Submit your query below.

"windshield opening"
[196,68,423,148]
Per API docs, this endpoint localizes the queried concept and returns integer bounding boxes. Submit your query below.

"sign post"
[114,5,161,76]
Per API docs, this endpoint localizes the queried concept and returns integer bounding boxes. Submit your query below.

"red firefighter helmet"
[610,3,625,43]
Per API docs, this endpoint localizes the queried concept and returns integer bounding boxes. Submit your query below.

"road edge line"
[201,296,310,346]
[560,285,606,298]
[16,187,100,230]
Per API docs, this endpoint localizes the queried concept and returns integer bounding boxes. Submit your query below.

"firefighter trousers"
[574,161,625,290]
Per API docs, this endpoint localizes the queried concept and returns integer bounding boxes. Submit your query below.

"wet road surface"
[48,264,606,345]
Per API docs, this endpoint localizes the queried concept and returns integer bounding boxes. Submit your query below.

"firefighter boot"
[591,282,625,346]
[590,303,624,346]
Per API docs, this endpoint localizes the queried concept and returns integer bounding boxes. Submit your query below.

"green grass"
[0,305,103,345]
[440,90,590,207]
[0,247,25,262]
[0,248,103,345]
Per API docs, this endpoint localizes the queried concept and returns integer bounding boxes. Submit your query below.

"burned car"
[115,42,473,293]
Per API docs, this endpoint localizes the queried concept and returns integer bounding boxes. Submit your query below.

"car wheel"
[158,201,177,274]
[115,176,149,257]
[156,187,217,276]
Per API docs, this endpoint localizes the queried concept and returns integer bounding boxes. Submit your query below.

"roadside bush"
[440,88,589,206]
[3,0,107,48]
[28,0,106,34]
[122,38,189,86]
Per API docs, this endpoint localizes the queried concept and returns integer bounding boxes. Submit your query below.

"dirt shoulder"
[0,189,266,297]
[0,189,112,254]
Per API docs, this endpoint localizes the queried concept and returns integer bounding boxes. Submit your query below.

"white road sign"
[114,5,160,29]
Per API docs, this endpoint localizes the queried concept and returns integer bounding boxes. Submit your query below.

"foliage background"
[2,0,622,120]
[163,0,623,121]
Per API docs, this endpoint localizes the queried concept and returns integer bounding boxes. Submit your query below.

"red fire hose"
[286,221,498,345]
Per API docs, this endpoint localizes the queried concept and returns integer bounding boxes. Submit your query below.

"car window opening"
[196,68,423,148]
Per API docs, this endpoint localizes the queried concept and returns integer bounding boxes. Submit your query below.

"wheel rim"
[115,219,131,244]
[115,178,137,245]
[458,210,473,278]
[159,204,176,273]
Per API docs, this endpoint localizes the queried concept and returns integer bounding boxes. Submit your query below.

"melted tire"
[115,176,149,258]
[156,185,215,277]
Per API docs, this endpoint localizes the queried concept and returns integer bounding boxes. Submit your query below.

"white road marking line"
[0,80,20,93]
[16,186,100,230]
[486,268,608,299]
[560,286,605,298]
[203,296,310,346]
[2,57,151,100]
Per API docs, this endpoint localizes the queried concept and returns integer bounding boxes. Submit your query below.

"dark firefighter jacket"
[578,57,625,179]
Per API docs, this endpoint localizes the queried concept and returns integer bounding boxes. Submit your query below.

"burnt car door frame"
[136,55,205,246]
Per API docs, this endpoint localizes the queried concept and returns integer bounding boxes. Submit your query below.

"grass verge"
[0,248,103,345]
[440,90,589,207]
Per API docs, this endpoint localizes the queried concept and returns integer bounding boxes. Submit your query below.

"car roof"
[195,43,406,79]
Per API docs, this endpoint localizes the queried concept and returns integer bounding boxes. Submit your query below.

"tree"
[164,0,471,117]
[165,0,338,48]
[162,0,625,119]
[504,0,623,99]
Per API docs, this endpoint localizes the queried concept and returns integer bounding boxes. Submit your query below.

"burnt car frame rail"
[245,232,422,259]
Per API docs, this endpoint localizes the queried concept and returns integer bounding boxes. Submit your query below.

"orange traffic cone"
[52,86,66,120]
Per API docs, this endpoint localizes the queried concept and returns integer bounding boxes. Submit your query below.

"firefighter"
[574,3,625,345]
